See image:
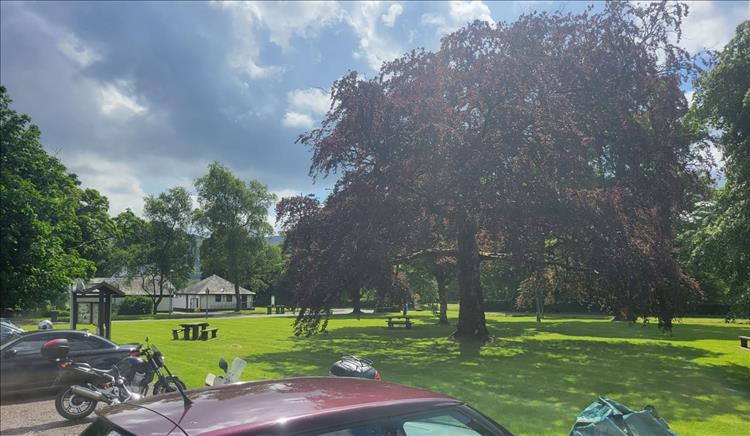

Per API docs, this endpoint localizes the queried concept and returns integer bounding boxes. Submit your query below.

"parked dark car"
[0,330,138,397]
[0,320,24,343]
[83,376,513,435]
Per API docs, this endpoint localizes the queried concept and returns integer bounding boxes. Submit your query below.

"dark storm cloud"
[1,1,319,214]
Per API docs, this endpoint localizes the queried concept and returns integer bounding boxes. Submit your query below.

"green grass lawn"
[103,310,749,435]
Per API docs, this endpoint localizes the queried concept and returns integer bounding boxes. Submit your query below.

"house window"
[215,295,221,302]
[226,295,233,302]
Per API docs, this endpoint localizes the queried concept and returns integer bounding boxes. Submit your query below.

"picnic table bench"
[173,322,210,340]
[740,336,749,350]
[386,316,413,329]
[200,328,219,340]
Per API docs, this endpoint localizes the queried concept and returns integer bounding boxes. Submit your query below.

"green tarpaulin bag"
[570,396,676,436]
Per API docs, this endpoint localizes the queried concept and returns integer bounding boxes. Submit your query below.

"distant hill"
[266,235,283,246]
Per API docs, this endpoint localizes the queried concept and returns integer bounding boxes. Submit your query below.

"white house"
[173,274,255,311]
[85,277,175,312]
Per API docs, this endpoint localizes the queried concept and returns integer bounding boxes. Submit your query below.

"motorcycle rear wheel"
[55,387,98,420]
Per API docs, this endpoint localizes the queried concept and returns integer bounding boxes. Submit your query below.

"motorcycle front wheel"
[55,387,97,420]
[152,376,186,395]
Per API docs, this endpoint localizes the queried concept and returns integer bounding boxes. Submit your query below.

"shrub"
[117,296,153,315]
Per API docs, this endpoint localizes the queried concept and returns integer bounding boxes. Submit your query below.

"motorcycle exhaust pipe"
[70,385,112,404]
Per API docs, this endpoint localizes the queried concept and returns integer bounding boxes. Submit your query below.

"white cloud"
[680,1,748,53]
[97,80,147,117]
[422,1,493,36]
[216,2,289,80]
[57,33,103,68]
[382,3,403,27]
[282,87,332,128]
[218,1,404,73]
[66,152,149,215]
[219,1,344,52]
[230,57,285,79]
[347,2,404,70]
[288,88,331,115]
[449,1,493,25]
[282,111,314,128]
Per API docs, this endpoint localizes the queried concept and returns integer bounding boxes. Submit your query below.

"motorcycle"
[42,337,185,420]
[205,357,247,386]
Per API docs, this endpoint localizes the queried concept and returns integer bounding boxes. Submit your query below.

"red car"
[82,376,512,435]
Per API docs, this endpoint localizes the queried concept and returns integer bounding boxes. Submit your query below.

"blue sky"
[1,1,748,224]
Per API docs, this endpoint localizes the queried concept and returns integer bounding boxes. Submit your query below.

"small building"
[173,274,255,311]
[86,277,175,312]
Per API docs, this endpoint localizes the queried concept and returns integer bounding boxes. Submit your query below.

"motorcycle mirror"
[219,357,228,373]
[144,336,150,343]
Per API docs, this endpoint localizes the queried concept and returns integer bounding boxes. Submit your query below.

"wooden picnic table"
[179,322,209,340]
[386,316,413,329]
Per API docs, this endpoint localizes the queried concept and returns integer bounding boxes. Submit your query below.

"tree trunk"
[437,275,449,325]
[454,214,489,340]
[613,305,636,322]
[234,281,241,312]
[535,288,544,323]
[153,296,162,315]
[351,289,362,314]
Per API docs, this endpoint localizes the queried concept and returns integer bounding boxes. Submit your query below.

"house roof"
[86,277,175,297]
[79,281,126,297]
[176,274,255,295]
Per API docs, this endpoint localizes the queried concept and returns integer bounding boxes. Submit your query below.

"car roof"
[98,376,462,435]
[0,329,120,349]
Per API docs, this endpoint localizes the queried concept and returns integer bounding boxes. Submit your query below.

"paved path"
[0,397,97,435]
[113,307,365,323]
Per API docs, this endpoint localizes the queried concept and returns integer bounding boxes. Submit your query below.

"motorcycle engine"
[128,372,148,394]
[115,356,151,395]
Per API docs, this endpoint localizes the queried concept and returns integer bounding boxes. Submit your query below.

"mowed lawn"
[107,310,749,435]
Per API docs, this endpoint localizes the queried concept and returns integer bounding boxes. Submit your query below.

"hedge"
[117,296,153,315]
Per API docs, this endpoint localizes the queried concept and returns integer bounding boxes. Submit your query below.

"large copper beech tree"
[280,2,707,339]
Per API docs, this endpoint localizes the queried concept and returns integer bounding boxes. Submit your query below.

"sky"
[1,1,748,225]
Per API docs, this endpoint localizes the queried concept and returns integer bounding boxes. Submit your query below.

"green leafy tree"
[137,187,196,314]
[76,188,117,274]
[0,86,95,310]
[683,21,750,317]
[97,209,148,278]
[195,162,275,311]
[684,21,750,318]
[247,244,286,306]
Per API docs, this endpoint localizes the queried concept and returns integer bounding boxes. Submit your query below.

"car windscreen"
[313,406,510,436]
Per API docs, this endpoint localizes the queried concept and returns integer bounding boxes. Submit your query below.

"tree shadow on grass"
[525,319,750,342]
[246,321,750,435]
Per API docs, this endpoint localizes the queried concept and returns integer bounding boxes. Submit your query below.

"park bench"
[740,336,749,350]
[386,316,412,329]
[200,328,219,340]
[172,327,185,340]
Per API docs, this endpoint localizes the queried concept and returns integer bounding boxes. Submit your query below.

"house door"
[241,295,248,309]
[189,297,199,310]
